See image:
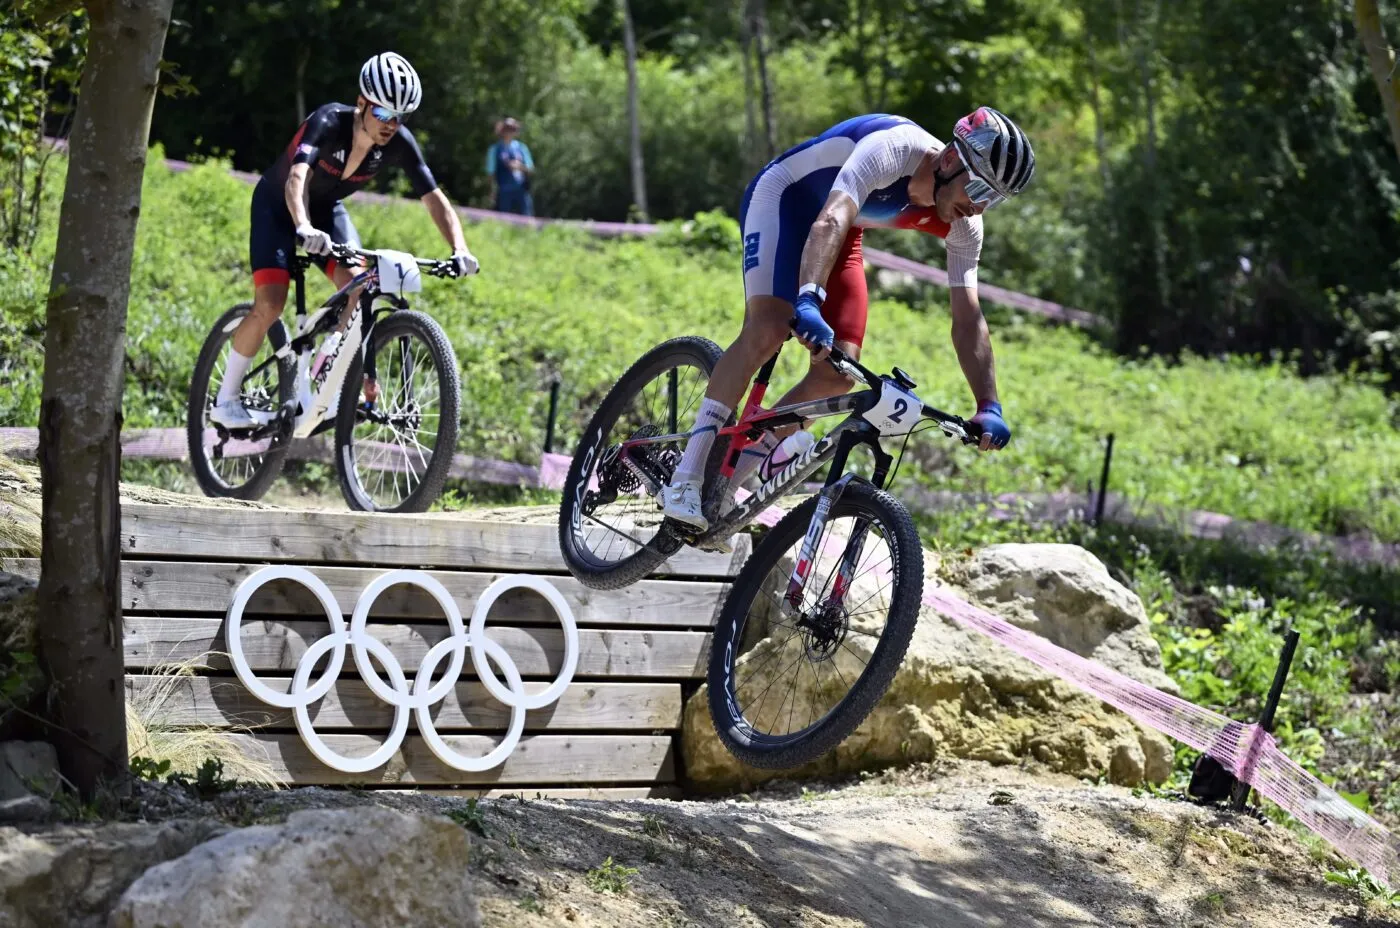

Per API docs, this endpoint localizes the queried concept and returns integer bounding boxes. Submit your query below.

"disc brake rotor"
[799,600,849,662]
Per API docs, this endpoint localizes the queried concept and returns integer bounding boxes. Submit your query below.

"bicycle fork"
[782,428,891,612]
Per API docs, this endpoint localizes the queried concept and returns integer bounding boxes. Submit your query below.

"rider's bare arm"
[943,215,996,406]
[421,188,469,254]
[796,191,859,293]
[950,286,999,410]
[284,163,314,229]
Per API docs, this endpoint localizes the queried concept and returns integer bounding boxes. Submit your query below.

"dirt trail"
[216,761,1390,928]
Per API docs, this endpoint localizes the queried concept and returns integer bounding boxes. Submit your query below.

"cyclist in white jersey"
[661,107,1036,530]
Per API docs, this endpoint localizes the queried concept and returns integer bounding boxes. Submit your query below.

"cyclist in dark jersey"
[212,51,478,428]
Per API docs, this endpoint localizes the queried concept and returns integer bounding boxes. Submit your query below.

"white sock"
[671,398,731,485]
[216,348,255,406]
[731,432,780,489]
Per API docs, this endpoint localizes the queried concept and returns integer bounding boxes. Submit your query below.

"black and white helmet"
[359,52,422,114]
[952,106,1036,199]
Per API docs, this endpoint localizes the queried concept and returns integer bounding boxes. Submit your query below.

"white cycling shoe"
[210,400,272,430]
[659,479,708,531]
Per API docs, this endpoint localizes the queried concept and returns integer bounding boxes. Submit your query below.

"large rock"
[954,544,1179,694]
[684,543,1175,792]
[0,819,226,928]
[110,807,478,928]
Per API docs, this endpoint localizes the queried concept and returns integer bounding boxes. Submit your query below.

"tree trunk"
[1085,28,1111,193]
[36,0,174,799]
[1135,0,1169,312]
[295,45,309,122]
[739,0,758,174]
[853,0,872,110]
[1355,0,1400,163]
[751,0,778,160]
[619,0,648,221]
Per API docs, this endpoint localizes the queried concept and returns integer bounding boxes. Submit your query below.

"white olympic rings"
[225,566,579,773]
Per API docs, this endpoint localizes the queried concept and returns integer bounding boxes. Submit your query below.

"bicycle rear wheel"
[558,336,724,590]
[707,481,922,769]
[186,303,294,500]
[334,310,461,513]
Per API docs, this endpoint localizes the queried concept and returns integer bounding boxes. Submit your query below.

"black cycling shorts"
[249,177,361,287]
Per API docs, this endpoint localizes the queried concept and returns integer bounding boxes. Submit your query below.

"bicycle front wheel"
[707,481,923,769]
[334,310,461,513]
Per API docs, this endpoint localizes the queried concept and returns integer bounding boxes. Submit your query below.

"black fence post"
[1229,628,1301,812]
[543,379,561,455]
[1094,433,1115,526]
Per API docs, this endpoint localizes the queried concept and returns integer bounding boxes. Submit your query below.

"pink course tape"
[922,584,1399,885]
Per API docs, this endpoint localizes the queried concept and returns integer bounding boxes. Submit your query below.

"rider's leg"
[728,338,860,489]
[671,295,791,484]
[663,163,805,528]
[728,228,867,488]
[659,296,790,530]
[213,280,289,423]
[759,225,867,415]
[216,181,296,425]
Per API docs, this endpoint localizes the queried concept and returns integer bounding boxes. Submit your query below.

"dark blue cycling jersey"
[250,102,438,285]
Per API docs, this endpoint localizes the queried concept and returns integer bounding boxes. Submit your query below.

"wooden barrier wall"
[9,503,749,798]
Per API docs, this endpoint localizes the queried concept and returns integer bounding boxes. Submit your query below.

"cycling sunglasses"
[368,104,408,125]
[954,145,1006,211]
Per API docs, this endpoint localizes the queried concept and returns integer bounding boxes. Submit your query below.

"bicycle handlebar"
[326,243,460,278]
[809,337,982,445]
[292,241,462,278]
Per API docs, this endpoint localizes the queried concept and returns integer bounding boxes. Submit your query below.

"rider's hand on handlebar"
[295,224,333,257]
[970,401,1011,452]
[791,291,835,361]
[449,250,480,278]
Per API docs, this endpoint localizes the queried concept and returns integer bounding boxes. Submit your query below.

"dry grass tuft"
[0,451,41,559]
[126,653,282,789]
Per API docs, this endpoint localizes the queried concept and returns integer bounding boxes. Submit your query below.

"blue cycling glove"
[971,401,1011,449]
[792,290,835,350]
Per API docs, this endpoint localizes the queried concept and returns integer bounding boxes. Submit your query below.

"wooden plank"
[374,785,682,800]
[120,503,751,578]
[124,618,711,679]
[224,733,674,785]
[87,559,729,628]
[126,675,682,731]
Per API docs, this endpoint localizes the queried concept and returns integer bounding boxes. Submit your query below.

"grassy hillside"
[3,150,1397,542]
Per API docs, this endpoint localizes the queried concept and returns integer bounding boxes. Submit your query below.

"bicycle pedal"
[695,535,736,555]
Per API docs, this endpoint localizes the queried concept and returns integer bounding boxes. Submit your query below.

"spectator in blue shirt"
[486,116,535,216]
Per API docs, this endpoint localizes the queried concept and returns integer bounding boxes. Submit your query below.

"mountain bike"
[557,334,982,769]
[187,244,462,513]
